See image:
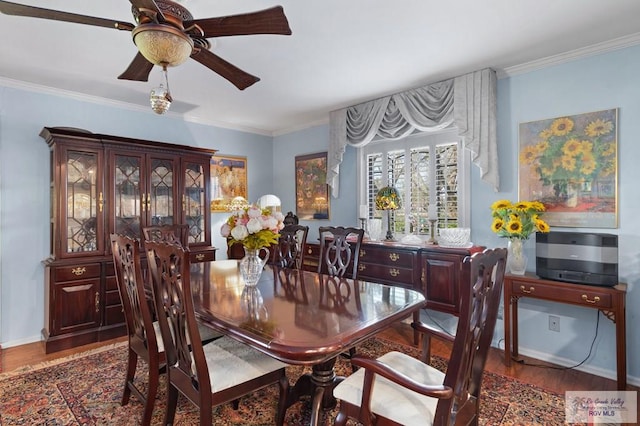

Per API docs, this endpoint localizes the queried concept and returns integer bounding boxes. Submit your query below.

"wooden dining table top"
[191,260,426,365]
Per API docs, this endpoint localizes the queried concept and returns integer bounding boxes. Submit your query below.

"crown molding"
[498,32,640,78]
[0,76,273,136]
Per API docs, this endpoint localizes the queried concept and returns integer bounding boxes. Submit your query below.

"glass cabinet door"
[65,149,101,254]
[149,157,176,226]
[113,153,142,238]
[183,159,209,245]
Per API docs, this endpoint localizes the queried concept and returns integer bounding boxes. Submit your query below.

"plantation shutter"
[436,143,459,228]
[410,147,430,234]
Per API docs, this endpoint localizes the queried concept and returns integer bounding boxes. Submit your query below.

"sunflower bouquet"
[490,200,550,240]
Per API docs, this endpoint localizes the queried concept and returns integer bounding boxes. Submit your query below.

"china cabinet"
[40,127,217,353]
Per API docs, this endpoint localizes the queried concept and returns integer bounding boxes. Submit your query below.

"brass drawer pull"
[389,253,400,262]
[359,264,366,271]
[195,253,205,261]
[582,294,601,304]
[95,291,100,313]
[360,250,366,257]
[520,285,535,294]
[389,268,400,277]
[72,267,86,276]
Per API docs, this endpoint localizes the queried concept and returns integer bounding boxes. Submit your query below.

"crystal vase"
[507,238,527,275]
[239,247,268,287]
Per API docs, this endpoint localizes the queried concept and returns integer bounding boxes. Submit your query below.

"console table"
[503,273,627,390]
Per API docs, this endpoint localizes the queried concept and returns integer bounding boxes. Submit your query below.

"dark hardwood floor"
[3,321,633,396]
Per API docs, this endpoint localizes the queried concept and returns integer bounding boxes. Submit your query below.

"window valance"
[328,68,498,197]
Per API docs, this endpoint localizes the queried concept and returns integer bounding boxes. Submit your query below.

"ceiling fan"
[0,0,292,91]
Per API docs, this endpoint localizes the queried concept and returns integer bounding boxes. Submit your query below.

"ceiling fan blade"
[129,0,165,22]
[191,48,259,90]
[0,1,134,30]
[117,52,155,82]
[186,6,291,38]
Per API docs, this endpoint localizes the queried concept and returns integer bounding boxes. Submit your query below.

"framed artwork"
[210,155,247,212]
[295,152,330,220]
[518,108,618,228]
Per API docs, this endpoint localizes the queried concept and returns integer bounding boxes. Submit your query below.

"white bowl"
[438,228,471,247]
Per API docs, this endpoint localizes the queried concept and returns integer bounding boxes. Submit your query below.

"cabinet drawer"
[358,263,415,288]
[53,263,101,282]
[190,250,215,263]
[305,244,321,257]
[359,247,416,269]
[510,279,613,309]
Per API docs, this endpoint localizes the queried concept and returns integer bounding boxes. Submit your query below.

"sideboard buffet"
[303,239,483,342]
[40,127,217,353]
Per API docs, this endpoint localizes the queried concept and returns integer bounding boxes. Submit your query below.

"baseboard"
[514,345,639,388]
[0,334,42,349]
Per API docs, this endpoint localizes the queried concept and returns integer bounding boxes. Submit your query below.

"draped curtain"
[327,68,498,197]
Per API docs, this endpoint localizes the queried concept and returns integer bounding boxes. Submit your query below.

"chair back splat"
[333,247,507,426]
[146,240,290,425]
[318,226,365,279]
[110,234,164,426]
[142,224,190,247]
[271,224,309,269]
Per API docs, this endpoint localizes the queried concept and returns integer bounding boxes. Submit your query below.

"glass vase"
[239,247,268,287]
[507,238,527,275]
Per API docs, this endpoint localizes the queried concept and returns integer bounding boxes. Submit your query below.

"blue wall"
[272,125,358,242]
[1,42,638,385]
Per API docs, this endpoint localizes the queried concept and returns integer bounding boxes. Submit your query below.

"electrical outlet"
[548,315,560,332]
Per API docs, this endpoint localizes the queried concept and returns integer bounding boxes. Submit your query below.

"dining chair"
[332,247,507,426]
[142,224,222,343]
[142,224,190,247]
[317,226,364,279]
[145,240,290,426]
[271,224,309,269]
[110,234,165,426]
[318,226,365,370]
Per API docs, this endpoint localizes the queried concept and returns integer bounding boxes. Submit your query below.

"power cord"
[512,310,600,370]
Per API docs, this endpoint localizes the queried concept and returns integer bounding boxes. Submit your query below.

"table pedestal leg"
[286,357,343,426]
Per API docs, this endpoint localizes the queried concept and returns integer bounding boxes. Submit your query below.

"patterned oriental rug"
[0,337,568,425]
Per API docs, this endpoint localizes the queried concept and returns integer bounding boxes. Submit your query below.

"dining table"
[190,259,426,426]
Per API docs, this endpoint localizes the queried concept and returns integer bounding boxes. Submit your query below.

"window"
[359,129,469,236]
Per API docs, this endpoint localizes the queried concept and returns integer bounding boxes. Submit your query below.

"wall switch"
[549,315,560,332]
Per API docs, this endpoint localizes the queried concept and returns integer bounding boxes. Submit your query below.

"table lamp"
[375,186,401,241]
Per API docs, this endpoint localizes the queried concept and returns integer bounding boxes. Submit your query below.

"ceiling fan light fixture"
[133,24,194,67]
[150,66,172,115]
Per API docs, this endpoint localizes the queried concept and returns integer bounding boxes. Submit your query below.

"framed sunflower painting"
[518,109,618,228]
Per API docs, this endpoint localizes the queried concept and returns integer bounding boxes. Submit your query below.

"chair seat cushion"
[202,336,287,393]
[197,323,224,343]
[333,351,445,426]
[419,308,459,337]
[152,321,165,353]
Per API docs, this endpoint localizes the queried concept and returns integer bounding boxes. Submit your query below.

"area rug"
[0,337,568,425]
